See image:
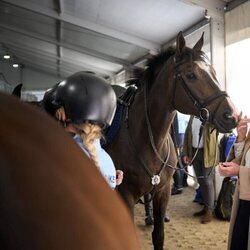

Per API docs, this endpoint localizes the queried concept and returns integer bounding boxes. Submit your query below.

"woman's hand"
[236,113,250,142]
[182,155,190,165]
[116,170,124,186]
[218,162,240,177]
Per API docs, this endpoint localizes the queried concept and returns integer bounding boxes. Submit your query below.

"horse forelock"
[184,48,210,65]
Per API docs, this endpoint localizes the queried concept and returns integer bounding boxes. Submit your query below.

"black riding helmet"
[54,72,117,127]
[42,83,60,116]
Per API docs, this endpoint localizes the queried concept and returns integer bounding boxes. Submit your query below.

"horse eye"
[186,73,196,80]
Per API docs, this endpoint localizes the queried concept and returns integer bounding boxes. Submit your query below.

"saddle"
[101,86,137,148]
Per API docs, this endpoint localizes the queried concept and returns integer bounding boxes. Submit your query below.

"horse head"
[170,31,238,133]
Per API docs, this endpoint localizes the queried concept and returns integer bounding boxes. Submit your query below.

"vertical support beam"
[20,64,24,84]
[210,16,227,199]
[54,0,62,76]
[56,19,62,76]
[210,17,225,89]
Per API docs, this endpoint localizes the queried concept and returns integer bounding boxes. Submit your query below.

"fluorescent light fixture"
[3,54,10,59]
[12,63,19,68]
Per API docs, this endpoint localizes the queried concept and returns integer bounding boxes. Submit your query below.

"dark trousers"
[231,200,250,250]
[173,165,184,189]
[192,148,215,209]
[173,159,187,189]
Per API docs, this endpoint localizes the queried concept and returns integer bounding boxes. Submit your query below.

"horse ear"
[175,31,186,57]
[12,83,23,98]
[193,32,204,51]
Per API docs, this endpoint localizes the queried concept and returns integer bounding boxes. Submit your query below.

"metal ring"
[200,108,209,122]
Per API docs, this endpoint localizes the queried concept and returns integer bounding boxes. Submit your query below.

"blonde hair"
[55,107,102,168]
[74,123,102,168]
[55,107,66,123]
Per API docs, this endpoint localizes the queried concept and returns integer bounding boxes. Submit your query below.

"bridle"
[172,57,228,123]
[127,54,228,189]
[140,55,228,185]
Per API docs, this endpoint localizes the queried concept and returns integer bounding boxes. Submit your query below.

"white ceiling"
[0,0,230,84]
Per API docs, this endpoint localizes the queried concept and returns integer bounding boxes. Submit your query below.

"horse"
[105,31,238,250]
[11,83,43,108]
[0,92,141,250]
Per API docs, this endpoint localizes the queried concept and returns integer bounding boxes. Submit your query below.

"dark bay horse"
[0,92,141,250]
[106,32,238,250]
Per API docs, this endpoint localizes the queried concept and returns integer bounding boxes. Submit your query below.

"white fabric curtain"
[226,1,250,45]
[225,1,250,116]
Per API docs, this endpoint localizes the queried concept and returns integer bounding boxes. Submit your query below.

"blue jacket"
[73,134,116,189]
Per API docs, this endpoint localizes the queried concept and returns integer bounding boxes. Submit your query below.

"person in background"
[42,72,123,189]
[182,115,219,224]
[219,114,250,250]
[171,112,189,195]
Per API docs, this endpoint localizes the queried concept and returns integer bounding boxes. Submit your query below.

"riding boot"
[201,209,213,224]
[144,194,154,226]
[182,166,188,187]
[171,165,183,195]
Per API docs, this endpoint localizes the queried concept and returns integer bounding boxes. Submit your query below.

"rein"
[124,82,171,190]
[143,78,173,186]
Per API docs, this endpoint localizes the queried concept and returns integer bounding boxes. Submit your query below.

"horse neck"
[129,74,175,149]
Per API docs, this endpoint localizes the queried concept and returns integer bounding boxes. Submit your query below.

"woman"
[219,114,250,250]
[43,72,123,189]
[183,115,219,224]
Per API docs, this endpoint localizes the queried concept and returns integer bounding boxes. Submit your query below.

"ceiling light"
[3,54,10,59]
[12,63,19,68]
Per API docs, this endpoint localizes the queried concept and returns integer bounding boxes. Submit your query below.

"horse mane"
[146,47,176,73]
[127,46,209,88]
[127,47,176,88]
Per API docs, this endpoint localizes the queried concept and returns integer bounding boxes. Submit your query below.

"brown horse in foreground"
[0,92,141,250]
[106,32,238,250]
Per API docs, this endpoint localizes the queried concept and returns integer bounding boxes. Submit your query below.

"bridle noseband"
[172,58,228,123]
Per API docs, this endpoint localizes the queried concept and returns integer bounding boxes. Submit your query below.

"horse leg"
[144,194,154,225]
[152,187,170,250]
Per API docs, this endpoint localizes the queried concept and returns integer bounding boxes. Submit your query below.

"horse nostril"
[223,112,237,128]
[223,112,233,120]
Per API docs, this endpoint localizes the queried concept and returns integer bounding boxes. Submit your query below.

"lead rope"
[186,122,204,166]
[173,121,218,180]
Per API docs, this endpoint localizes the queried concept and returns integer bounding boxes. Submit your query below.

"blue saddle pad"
[101,102,124,148]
